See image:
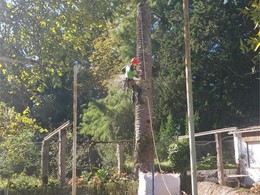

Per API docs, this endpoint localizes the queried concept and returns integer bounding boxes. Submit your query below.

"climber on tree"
[121,57,142,103]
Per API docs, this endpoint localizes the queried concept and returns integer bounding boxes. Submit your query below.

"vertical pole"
[149,162,154,195]
[59,129,67,187]
[215,133,225,185]
[117,142,124,174]
[183,0,198,194]
[72,62,78,195]
[41,140,50,186]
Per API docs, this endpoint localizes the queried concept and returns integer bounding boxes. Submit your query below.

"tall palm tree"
[134,3,154,174]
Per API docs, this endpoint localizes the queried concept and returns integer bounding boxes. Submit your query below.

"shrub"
[197,153,216,170]
[168,138,190,174]
[0,174,41,190]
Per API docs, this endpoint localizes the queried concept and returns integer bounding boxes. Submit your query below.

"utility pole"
[183,0,198,194]
[72,61,79,195]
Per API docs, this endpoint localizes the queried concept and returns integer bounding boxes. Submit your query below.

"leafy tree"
[0,102,46,179]
[80,88,134,141]
[152,0,258,135]
[157,113,180,160]
[240,0,260,67]
[89,32,123,86]
[0,0,110,127]
[189,0,258,130]
[80,87,134,167]
[151,1,187,135]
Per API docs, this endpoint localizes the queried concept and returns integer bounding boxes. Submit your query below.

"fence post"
[41,140,50,186]
[59,129,67,187]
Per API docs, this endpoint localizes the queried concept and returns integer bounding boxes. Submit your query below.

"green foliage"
[168,138,190,174]
[0,0,258,186]
[80,88,134,169]
[89,32,123,85]
[0,102,46,179]
[0,174,41,190]
[190,0,259,130]
[240,0,260,67]
[80,170,92,182]
[95,168,111,183]
[0,0,111,126]
[240,0,260,52]
[110,7,136,60]
[0,173,138,195]
[46,178,60,188]
[160,113,180,139]
[197,153,217,170]
[154,161,173,173]
[80,88,134,141]
[197,154,237,170]
[157,113,180,160]
[95,144,118,168]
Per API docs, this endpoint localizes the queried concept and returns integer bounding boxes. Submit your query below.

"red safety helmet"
[131,57,139,66]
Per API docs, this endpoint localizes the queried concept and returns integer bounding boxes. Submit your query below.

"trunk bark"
[134,2,154,174]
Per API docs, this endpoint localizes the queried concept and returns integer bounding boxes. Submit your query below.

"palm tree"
[134,3,154,174]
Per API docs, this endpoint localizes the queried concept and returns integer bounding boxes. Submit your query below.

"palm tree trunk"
[134,2,154,174]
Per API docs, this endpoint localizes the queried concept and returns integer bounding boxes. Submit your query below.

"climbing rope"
[146,96,173,195]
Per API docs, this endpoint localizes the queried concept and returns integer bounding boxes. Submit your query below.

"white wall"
[234,133,260,185]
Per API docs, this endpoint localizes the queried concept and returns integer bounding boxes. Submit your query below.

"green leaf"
[40,21,47,27]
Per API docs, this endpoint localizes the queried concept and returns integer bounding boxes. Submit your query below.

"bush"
[168,138,190,174]
[0,174,41,191]
[197,153,237,170]
[197,153,216,170]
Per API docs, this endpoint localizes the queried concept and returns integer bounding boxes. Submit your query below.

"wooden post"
[215,133,225,185]
[41,121,70,187]
[183,0,198,194]
[72,62,79,195]
[41,140,50,186]
[117,142,124,174]
[58,129,67,187]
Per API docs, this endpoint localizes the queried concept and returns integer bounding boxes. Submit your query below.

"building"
[231,125,260,185]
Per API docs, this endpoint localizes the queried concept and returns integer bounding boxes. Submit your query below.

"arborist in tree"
[121,57,142,103]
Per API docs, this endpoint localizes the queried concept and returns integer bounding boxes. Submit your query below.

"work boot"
[132,92,136,103]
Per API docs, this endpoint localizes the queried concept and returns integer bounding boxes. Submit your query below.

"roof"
[180,125,260,138]
[229,125,260,134]
[180,127,237,138]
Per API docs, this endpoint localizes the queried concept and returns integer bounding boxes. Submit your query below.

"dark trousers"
[124,79,142,103]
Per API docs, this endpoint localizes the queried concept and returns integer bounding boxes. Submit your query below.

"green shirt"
[123,65,137,80]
